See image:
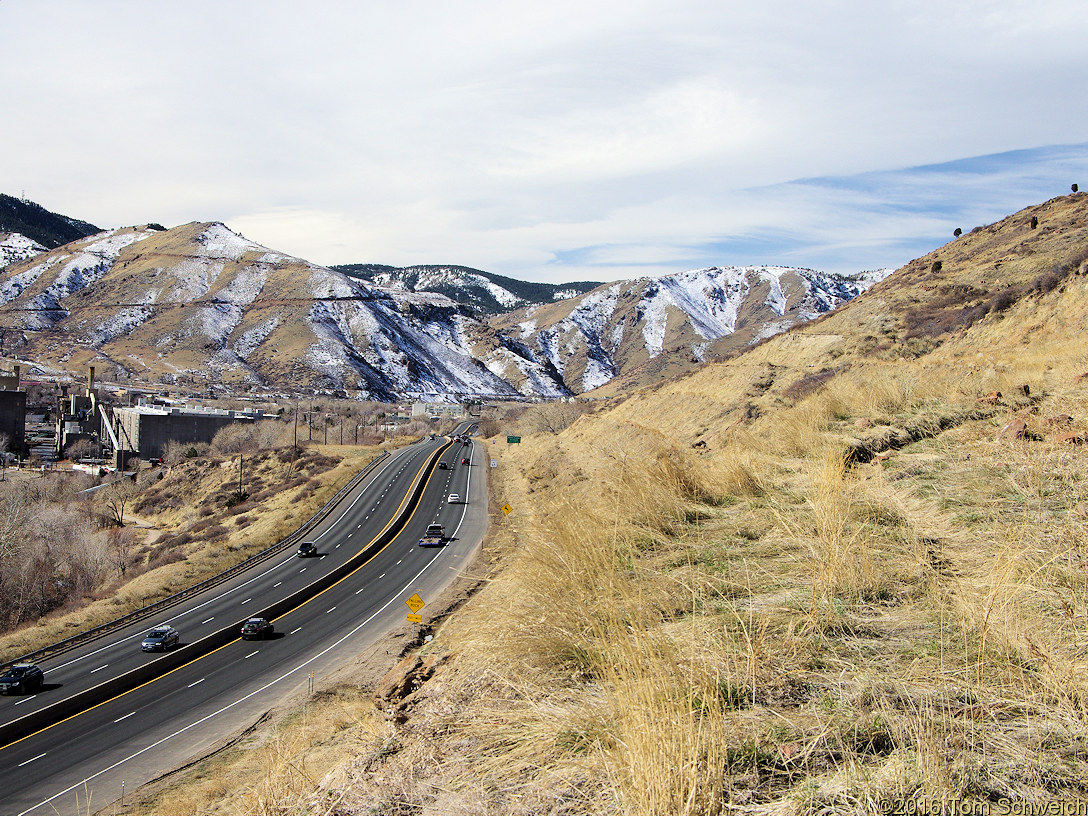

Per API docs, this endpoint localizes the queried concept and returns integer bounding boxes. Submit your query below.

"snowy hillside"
[0,222,572,399]
[493,265,891,394]
[0,221,887,399]
[0,233,47,269]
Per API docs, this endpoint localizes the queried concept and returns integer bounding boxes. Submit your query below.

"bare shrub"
[524,401,593,435]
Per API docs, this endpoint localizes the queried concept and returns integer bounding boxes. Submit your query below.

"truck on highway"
[418,523,445,547]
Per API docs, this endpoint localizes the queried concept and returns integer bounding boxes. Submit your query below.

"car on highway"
[461,457,469,465]
[140,625,180,652]
[0,663,44,694]
[437,462,449,470]
[296,541,318,558]
[240,617,275,640]
[419,523,445,547]
[448,493,460,504]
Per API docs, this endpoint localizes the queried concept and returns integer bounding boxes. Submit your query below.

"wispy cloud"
[2,2,1087,282]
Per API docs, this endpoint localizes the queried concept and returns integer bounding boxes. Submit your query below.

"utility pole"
[293,397,298,453]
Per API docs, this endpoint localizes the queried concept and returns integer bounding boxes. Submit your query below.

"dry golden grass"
[104,685,389,816]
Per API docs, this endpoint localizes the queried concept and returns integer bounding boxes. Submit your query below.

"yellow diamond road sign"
[406,613,423,623]
[501,503,513,515]
[406,593,425,613]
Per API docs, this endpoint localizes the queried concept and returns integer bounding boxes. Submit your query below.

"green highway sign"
[507,436,521,443]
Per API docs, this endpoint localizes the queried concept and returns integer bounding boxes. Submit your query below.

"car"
[296,541,318,558]
[461,457,469,465]
[241,617,274,640]
[0,663,44,695]
[419,523,445,547]
[141,624,180,652]
[437,462,449,470]
[447,493,460,504]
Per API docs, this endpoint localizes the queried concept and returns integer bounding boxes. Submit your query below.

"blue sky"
[2,1,1087,282]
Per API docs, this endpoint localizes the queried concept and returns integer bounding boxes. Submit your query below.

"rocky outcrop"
[374,653,445,723]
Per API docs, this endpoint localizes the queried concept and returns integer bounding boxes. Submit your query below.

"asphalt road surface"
[0,428,486,816]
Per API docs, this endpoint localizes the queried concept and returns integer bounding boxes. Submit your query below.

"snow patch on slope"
[197,223,262,260]
[0,255,59,304]
[1,233,46,268]
[27,228,156,314]
[233,315,280,359]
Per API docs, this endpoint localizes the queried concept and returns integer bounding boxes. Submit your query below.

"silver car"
[141,625,180,652]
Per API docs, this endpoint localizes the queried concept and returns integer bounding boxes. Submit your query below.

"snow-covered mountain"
[0,221,886,399]
[489,265,890,394]
[0,222,572,399]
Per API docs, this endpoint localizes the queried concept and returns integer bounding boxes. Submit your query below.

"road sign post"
[406,593,425,623]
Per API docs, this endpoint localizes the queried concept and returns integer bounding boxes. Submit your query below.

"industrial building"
[110,404,269,462]
[0,365,26,457]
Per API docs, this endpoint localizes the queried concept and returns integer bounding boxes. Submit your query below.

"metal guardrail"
[6,450,393,668]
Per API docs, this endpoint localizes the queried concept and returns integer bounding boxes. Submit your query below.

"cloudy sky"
[3,1,1087,283]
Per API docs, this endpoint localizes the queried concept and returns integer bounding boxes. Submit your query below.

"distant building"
[110,404,268,461]
[411,401,464,419]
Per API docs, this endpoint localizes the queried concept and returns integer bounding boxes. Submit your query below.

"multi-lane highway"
[0,426,485,816]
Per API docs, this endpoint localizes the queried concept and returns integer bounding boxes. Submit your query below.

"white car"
[448,493,460,504]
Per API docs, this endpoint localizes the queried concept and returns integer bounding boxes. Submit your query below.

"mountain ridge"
[0,199,887,399]
[332,263,602,315]
[0,193,100,250]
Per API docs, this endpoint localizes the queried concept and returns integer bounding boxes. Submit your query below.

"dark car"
[241,617,274,640]
[141,624,180,652]
[296,541,318,558]
[437,462,449,470]
[0,663,44,694]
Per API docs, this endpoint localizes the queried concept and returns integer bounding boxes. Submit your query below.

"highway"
[0,426,485,816]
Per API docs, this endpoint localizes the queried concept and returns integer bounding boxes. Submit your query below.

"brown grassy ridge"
[109,194,1088,815]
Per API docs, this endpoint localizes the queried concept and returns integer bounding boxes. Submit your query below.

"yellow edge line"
[0,441,451,753]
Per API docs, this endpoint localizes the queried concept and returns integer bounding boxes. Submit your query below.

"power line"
[0,294,389,314]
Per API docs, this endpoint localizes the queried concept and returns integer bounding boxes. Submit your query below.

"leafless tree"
[65,438,98,461]
[109,526,135,577]
[527,401,591,434]
[96,478,138,527]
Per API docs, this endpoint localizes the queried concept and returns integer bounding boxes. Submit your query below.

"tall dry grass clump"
[439,438,741,815]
